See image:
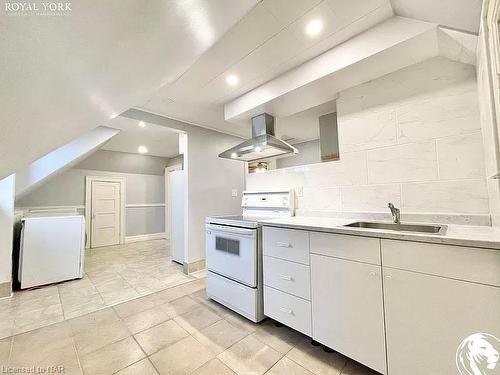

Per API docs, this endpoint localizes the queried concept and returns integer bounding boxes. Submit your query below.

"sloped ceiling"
[390,0,482,34]
[0,0,258,180]
[15,126,119,199]
[224,17,439,122]
[139,0,483,139]
[0,0,483,179]
[103,117,180,158]
[221,26,478,148]
[140,0,394,137]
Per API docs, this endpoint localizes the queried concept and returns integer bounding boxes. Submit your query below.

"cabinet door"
[383,267,500,375]
[311,255,386,374]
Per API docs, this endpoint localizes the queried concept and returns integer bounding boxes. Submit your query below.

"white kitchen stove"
[205,190,295,322]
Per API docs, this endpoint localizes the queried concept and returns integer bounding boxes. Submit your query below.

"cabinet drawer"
[310,232,380,265]
[264,286,311,336]
[263,256,311,300]
[382,239,500,287]
[263,227,310,265]
[207,271,262,322]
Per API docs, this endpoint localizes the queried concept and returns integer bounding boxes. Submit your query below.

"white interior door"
[169,170,185,263]
[91,181,121,248]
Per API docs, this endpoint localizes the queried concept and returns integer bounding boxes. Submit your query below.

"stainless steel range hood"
[219,113,298,162]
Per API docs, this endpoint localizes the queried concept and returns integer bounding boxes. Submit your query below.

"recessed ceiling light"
[230,152,238,158]
[138,121,146,128]
[226,74,239,86]
[306,19,323,36]
[138,145,148,154]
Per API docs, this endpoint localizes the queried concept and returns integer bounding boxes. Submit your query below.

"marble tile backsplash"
[366,141,438,184]
[246,57,491,225]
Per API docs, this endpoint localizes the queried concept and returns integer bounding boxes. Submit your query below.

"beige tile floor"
[0,239,194,338]
[0,282,379,375]
[0,239,379,375]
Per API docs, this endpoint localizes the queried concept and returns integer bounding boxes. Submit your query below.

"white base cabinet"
[383,267,500,375]
[262,227,312,336]
[311,255,387,374]
[262,227,500,375]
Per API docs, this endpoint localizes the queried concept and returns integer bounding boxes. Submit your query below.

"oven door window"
[215,236,240,255]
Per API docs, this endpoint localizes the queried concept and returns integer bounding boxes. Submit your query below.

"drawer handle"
[276,242,292,248]
[279,306,293,315]
[279,274,293,281]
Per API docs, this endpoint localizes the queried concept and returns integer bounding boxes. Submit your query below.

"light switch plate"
[297,186,304,197]
[231,189,238,197]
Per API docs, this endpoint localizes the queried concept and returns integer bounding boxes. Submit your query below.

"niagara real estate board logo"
[4,1,72,16]
[456,333,500,375]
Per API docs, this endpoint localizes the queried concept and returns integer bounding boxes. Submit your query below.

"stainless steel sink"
[344,221,447,235]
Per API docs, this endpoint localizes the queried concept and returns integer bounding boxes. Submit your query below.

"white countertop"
[259,216,500,250]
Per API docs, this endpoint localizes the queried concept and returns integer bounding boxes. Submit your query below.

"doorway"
[85,176,125,248]
[165,165,185,264]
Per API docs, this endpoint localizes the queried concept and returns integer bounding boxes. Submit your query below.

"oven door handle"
[206,223,256,237]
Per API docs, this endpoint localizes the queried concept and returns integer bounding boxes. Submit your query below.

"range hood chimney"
[219,113,298,162]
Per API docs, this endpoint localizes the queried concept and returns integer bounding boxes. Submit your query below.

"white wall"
[477,10,500,226]
[0,175,15,289]
[76,149,169,175]
[185,127,245,263]
[247,57,489,224]
[166,155,184,169]
[276,140,320,169]
[16,168,166,237]
[122,110,245,264]
[16,149,170,237]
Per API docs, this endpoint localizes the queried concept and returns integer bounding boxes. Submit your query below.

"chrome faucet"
[388,203,401,224]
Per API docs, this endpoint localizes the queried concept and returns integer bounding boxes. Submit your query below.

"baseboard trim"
[125,232,167,243]
[0,281,12,299]
[183,259,205,275]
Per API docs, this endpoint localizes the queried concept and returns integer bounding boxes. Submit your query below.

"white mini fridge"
[18,213,86,289]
